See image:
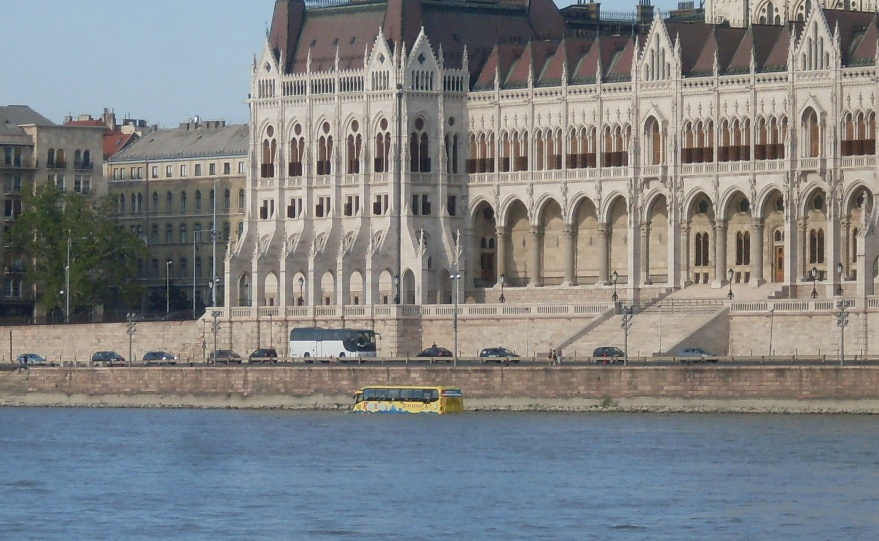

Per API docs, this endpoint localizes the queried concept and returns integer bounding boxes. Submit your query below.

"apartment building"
[107,119,248,311]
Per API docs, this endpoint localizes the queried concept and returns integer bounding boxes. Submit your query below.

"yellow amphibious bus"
[351,386,464,414]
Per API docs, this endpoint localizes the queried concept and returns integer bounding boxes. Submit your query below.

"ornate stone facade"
[228,0,879,310]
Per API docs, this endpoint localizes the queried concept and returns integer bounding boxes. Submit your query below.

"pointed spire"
[462,45,469,73]
[749,45,756,75]
[713,48,719,77]
[335,43,340,72]
[306,47,312,74]
[438,43,445,69]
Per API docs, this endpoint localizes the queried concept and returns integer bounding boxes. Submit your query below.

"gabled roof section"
[756,23,790,72]
[270,0,565,84]
[665,22,714,76]
[538,37,595,86]
[603,36,636,82]
[568,35,634,84]
[505,40,557,88]
[715,26,749,73]
[104,132,138,161]
[109,123,248,163]
[822,8,878,66]
[474,43,527,90]
[0,105,54,137]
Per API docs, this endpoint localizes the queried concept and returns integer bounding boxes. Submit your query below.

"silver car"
[17,353,48,367]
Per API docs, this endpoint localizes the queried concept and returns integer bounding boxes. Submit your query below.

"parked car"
[91,351,127,367]
[479,347,520,363]
[17,353,48,367]
[592,346,625,363]
[209,349,243,364]
[248,348,278,363]
[142,351,177,365]
[677,347,719,363]
[416,346,453,360]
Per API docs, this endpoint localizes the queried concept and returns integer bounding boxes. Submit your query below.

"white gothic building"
[226,0,879,310]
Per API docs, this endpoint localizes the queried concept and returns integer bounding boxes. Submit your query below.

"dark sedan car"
[209,349,243,364]
[91,351,127,367]
[592,346,625,363]
[248,348,278,363]
[479,347,520,363]
[416,347,453,360]
[142,351,177,365]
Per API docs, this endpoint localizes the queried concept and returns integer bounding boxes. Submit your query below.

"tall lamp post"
[166,260,173,316]
[621,305,633,366]
[65,237,71,323]
[298,276,305,306]
[126,313,136,368]
[211,310,221,365]
[498,273,505,303]
[727,268,735,300]
[810,266,818,299]
[451,269,462,366]
[393,274,400,304]
[836,262,844,296]
[192,230,198,319]
[836,300,849,366]
[611,270,619,303]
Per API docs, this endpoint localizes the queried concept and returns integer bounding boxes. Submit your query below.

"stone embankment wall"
[2,365,879,413]
[0,307,875,364]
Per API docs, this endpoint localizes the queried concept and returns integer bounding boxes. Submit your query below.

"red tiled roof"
[105,132,137,160]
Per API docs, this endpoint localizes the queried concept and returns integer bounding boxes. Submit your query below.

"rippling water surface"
[1,408,877,540]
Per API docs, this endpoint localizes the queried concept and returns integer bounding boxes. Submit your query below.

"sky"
[1,0,681,129]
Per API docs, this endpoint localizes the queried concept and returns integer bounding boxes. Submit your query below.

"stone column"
[529,225,542,287]
[562,224,575,286]
[839,218,850,286]
[598,223,609,284]
[639,222,651,285]
[750,218,765,286]
[798,218,808,281]
[496,226,508,281]
[714,220,728,287]
[680,222,691,285]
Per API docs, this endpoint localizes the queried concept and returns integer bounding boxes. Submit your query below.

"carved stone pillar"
[496,226,508,282]
[639,222,651,285]
[529,225,542,287]
[798,218,808,280]
[680,222,691,285]
[562,224,575,286]
[598,223,609,284]
[751,218,765,285]
[714,220,728,287]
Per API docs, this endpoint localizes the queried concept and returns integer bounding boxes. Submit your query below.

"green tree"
[8,184,146,318]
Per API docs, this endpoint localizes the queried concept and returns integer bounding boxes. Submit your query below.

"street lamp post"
[298,276,305,306]
[727,268,735,300]
[451,269,462,366]
[126,313,136,368]
[166,260,173,316]
[836,262,844,296]
[192,230,198,319]
[393,274,400,304]
[611,270,619,303]
[810,266,818,299]
[621,305,633,366]
[211,310,221,365]
[836,300,849,366]
[499,273,505,303]
[65,237,71,323]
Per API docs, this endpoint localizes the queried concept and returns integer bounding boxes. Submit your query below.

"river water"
[1,408,877,540]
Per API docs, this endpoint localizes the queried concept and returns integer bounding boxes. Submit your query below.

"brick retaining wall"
[2,366,878,412]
